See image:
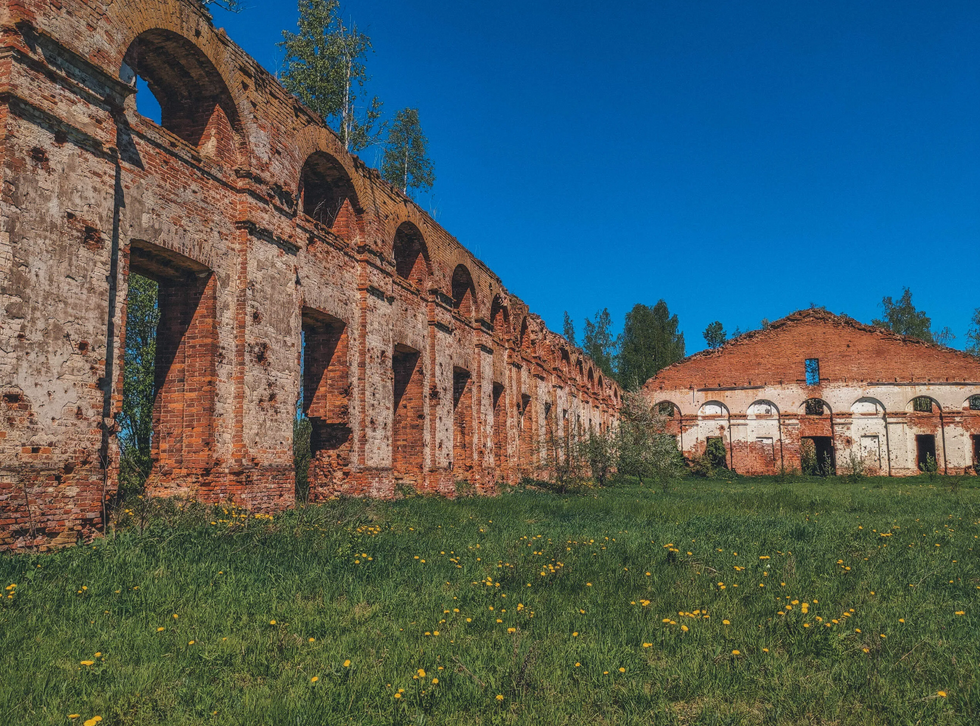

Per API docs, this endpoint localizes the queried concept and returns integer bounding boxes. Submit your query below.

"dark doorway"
[972,435,980,469]
[492,382,506,476]
[916,434,937,472]
[802,436,835,476]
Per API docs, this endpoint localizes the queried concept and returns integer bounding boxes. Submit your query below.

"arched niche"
[451,264,476,317]
[393,222,429,288]
[299,151,359,231]
[851,397,885,416]
[965,394,980,411]
[747,400,779,418]
[122,29,241,159]
[699,401,730,418]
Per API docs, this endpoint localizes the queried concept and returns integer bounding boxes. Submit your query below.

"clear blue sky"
[207,0,980,353]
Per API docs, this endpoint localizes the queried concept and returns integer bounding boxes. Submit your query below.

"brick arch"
[490,295,510,337]
[109,0,252,161]
[290,126,369,216]
[451,264,477,318]
[392,221,430,289]
[298,151,361,236]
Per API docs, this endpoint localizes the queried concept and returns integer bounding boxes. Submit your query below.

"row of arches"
[660,395,980,419]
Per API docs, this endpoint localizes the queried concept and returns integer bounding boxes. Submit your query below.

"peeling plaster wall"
[0,0,620,550]
[644,310,980,477]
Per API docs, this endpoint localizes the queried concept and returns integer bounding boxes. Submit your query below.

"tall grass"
[1,477,978,724]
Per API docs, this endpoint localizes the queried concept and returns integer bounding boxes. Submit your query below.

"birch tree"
[381,108,435,198]
[280,0,384,152]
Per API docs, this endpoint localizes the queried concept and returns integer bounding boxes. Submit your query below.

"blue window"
[805,358,820,386]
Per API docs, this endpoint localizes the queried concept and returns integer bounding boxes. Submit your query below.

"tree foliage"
[562,311,577,347]
[381,108,435,197]
[119,275,160,492]
[968,309,980,357]
[872,288,933,343]
[615,392,683,491]
[280,0,384,152]
[583,308,617,381]
[702,321,726,350]
[617,301,685,390]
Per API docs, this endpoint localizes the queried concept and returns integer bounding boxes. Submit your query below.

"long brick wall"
[0,0,620,550]
[643,310,980,476]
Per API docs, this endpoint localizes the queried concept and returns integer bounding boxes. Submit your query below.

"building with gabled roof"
[643,309,980,476]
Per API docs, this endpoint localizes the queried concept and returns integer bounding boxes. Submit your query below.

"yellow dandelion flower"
[394,693,402,700]
[680,625,689,632]
[507,627,516,633]
[68,716,80,720]
[417,669,426,678]
[642,643,652,648]
[343,660,351,667]
[937,691,947,698]
[310,676,319,683]
[188,641,195,645]
[572,632,578,637]
[731,650,741,656]
[83,719,103,726]
[309,637,315,642]
[955,611,965,616]
[496,694,504,701]
[269,620,277,625]
[80,661,94,666]
[432,678,438,685]
[722,620,731,625]
[618,667,626,673]
[575,662,581,667]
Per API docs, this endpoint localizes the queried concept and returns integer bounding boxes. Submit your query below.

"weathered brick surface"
[0,0,620,550]
[644,310,980,476]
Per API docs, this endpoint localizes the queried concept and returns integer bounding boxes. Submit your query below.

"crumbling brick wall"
[0,0,620,550]
[644,310,980,477]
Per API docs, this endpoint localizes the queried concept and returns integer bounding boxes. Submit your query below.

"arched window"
[451,264,476,317]
[299,152,358,230]
[910,396,937,414]
[804,398,830,416]
[122,30,239,156]
[393,222,428,288]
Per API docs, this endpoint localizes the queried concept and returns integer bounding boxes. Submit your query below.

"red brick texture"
[0,0,620,551]
[644,310,980,477]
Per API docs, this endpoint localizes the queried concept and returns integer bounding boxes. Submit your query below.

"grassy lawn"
[2,476,978,725]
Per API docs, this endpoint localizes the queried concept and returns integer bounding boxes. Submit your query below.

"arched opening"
[451,265,476,317]
[393,222,429,288]
[850,398,887,473]
[519,318,534,358]
[122,30,239,157]
[490,296,510,337]
[965,394,980,411]
[560,347,571,372]
[299,152,359,233]
[909,396,939,414]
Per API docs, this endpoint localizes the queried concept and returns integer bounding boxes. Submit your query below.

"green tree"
[967,309,980,356]
[583,308,617,380]
[381,108,435,197]
[118,275,160,493]
[617,301,685,390]
[202,0,243,11]
[280,0,384,152]
[872,288,933,342]
[702,321,726,349]
[615,392,683,491]
[562,311,577,347]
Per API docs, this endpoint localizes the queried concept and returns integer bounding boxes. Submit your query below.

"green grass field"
[2,476,978,725]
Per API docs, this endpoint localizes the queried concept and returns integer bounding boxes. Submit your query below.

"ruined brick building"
[0,0,620,550]
[644,309,980,477]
